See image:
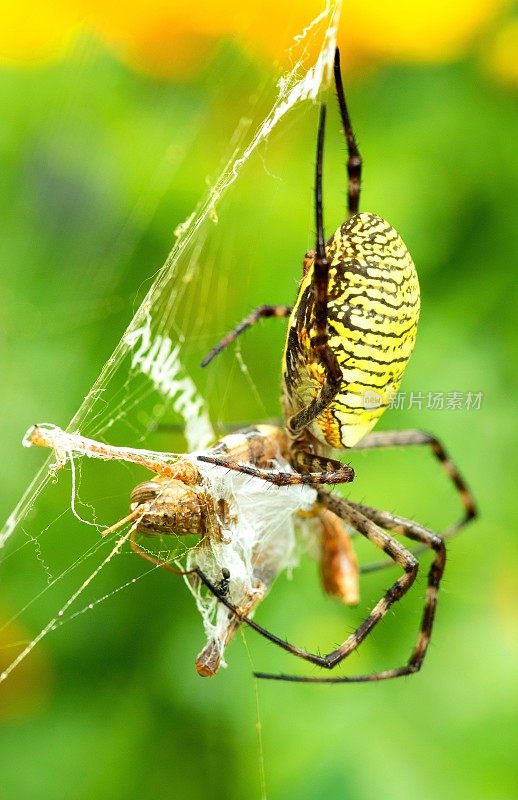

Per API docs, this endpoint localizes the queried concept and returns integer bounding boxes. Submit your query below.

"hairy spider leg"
[200,305,292,367]
[194,492,445,683]
[287,104,344,435]
[351,429,477,575]
[196,450,354,487]
[355,429,477,532]
[254,493,447,683]
[199,47,363,373]
[333,47,362,218]
[194,494,422,672]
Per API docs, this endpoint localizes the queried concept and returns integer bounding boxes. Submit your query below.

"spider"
[176,48,476,683]
[36,49,475,684]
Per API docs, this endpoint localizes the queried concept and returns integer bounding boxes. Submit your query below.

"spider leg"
[334,47,362,218]
[196,453,354,486]
[200,304,292,367]
[195,496,418,672]
[354,429,477,534]
[196,581,267,677]
[337,498,447,676]
[288,104,344,435]
[286,352,342,434]
[255,494,446,683]
[351,502,446,575]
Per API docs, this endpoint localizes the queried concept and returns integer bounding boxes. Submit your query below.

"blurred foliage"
[0,0,516,82]
[0,5,517,800]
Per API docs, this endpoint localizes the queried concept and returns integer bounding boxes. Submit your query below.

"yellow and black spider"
[129,49,477,683]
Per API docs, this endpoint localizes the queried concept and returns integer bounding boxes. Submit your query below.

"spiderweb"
[0,0,342,684]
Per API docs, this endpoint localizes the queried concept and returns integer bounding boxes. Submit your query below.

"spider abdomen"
[283,212,420,449]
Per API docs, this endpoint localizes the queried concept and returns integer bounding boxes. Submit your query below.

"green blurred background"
[0,3,517,799]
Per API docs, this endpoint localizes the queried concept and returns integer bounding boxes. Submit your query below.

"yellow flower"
[483,16,518,87]
[341,0,507,63]
[0,1,80,65]
[0,0,511,76]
